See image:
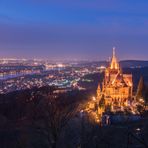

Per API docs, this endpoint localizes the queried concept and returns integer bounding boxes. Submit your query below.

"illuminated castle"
[97,48,133,110]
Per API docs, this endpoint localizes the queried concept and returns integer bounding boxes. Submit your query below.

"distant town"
[0,57,148,94]
[0,58,105,94]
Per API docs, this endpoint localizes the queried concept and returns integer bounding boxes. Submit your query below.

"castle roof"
[112,73,128,87]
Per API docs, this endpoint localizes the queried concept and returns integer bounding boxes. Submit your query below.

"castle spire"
[110,47,119,70]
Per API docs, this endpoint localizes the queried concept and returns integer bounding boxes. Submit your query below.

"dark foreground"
[0,86,147,148]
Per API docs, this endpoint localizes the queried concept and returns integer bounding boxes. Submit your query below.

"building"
[97,48,133,110]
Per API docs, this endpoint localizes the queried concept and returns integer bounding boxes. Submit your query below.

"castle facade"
[97,48,133,110]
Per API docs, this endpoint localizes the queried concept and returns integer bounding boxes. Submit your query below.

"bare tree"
[31,91,80,148]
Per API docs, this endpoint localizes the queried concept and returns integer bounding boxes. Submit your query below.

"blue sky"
[0,0,148,60]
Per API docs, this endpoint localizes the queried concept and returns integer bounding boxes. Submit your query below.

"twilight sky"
[0,0,148,60]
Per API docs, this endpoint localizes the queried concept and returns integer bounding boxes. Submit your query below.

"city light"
[92,96,96,101]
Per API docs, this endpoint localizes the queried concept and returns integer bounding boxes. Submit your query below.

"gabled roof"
[111,73,128,87]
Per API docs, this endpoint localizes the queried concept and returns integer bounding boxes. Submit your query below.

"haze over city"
[0,0,148,60]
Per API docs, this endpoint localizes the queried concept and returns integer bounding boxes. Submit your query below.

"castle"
[97,48,133,111]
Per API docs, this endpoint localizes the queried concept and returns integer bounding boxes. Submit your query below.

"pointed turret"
[110,47,119,70]
[97,83,102,100]
[97,83,101,93]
